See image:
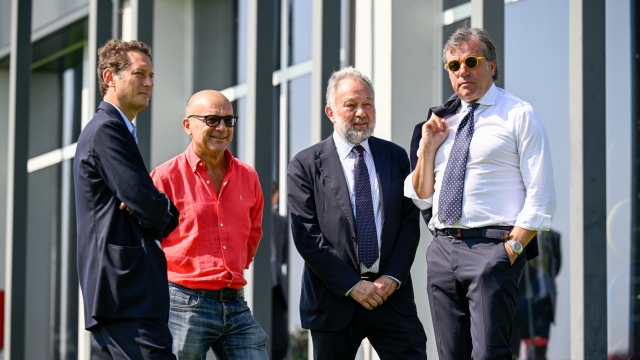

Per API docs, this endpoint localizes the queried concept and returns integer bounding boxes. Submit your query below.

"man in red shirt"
[150,90,268,359]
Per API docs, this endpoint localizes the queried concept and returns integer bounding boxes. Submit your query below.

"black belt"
[170,282,243,302]
[360,272,380,281]
[435,227,511,241]
[209,288,243,301]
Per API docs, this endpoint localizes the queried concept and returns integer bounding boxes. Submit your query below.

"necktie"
[353,145,378,268]
[438,103,479,225]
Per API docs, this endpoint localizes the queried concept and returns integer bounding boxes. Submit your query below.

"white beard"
[334,115,376,145]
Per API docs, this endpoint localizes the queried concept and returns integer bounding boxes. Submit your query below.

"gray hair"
[443,25,499,82]
[325,67,375,109]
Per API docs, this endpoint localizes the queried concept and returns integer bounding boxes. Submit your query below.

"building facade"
[0,0,632,359]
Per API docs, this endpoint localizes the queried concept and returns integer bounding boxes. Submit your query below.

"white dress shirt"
[404,84,556,231]
[333,132,383,273]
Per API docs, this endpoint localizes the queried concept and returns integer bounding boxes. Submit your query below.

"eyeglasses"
[443,56,487,72]
[187,115,238,128]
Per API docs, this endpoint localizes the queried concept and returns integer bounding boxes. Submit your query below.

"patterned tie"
[353,145,379,268]
[438,103,479,225]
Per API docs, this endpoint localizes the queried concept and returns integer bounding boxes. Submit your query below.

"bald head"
[186,90,233,116]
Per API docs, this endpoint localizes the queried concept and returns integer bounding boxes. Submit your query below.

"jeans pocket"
[169,287,200,308]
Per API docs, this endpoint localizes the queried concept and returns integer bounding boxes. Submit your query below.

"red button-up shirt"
[150,145,263,290]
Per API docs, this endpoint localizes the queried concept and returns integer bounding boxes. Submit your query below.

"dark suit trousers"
[90,317,175,360]
[427,234,525,360]
[311,298,427,360]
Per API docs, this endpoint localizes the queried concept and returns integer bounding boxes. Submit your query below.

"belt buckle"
[219,288,235,302]
[443,229,461,239]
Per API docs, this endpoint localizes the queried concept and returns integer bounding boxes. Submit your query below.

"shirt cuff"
[385,275,402,289]
[164,194,171,213]
[514,211,552,232]
[345,281,359,296]
[403,171,433,210]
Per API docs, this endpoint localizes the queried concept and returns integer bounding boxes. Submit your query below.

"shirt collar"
[105,100,137,135]
[459,82,498,109]
[185,143,235,173]
[332,131,372,159]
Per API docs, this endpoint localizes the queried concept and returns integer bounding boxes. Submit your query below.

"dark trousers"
[90,317,176,360]
[311,299,427,360]
[272,287,289,360]
[427,233,525,360]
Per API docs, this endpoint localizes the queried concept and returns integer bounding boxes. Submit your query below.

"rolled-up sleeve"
[403,171,434,210]
[514,105,556,231]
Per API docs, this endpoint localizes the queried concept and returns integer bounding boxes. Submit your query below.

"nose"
[457,62,470,76]
[355,105,366,117]
[144,74,154,87]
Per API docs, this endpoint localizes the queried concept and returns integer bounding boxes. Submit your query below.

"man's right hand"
[420,113,449,153]
[349,280,388,310]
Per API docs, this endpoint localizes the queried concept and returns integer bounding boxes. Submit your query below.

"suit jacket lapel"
[315,137,358,264]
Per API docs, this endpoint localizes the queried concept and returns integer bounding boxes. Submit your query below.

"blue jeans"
[168,283,268,360]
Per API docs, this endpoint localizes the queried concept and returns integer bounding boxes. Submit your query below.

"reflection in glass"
[237,0,248,83]
[289,0,312,65]
[288,74,312,158]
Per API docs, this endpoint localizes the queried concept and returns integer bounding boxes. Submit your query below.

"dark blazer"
[74,101,179,329]
[287,135,421,331]
[409,94,538,260]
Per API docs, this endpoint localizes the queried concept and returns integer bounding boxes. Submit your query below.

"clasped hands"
[349,275,398,310]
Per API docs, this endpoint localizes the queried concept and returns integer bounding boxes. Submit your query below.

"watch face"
[509,240,523,253]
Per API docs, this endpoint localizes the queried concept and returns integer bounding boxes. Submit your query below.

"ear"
[325,105,336,124]
[489,60,497,76]
[182,118,192,136]
[103,68,116,88]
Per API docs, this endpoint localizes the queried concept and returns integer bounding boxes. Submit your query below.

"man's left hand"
[503,243,518,265]
[373,276,398,297]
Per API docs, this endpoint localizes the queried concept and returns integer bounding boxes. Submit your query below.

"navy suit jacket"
[287,135,421,331]
[74,101,179,329]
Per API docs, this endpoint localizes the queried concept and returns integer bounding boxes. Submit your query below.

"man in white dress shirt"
[405,26,556,360]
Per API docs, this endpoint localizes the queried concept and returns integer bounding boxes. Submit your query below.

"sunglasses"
[188,115,238,128]
[444,56,487,72]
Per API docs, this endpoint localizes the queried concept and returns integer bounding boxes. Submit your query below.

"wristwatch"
[506,239,523,255]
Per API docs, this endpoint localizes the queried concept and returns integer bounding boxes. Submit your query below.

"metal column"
[4,0,32,358]
[569,0,607,358]
[311,0,342,141]
[133,0,154,167]
[247,0,276,356]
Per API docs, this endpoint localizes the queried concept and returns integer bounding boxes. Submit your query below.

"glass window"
[289,0,312,65]
[288,74,312,159]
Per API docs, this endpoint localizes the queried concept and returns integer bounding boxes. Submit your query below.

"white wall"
[506,0,632,358]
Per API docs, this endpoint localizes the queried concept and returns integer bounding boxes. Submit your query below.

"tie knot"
[469,103,479,112]
[353,145,365,157]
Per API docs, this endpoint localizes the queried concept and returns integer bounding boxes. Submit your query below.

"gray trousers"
[426,232,525,360]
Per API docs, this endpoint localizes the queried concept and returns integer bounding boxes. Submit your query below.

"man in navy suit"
[74,39,179,359]
[287,67,427,359]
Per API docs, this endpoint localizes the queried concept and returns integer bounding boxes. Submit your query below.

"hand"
[373,276,398,297]
[420,114,449,153]
[349,280,388,310]
[503,242,518,265]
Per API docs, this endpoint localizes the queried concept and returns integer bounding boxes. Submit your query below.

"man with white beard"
[287,67,427,359]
